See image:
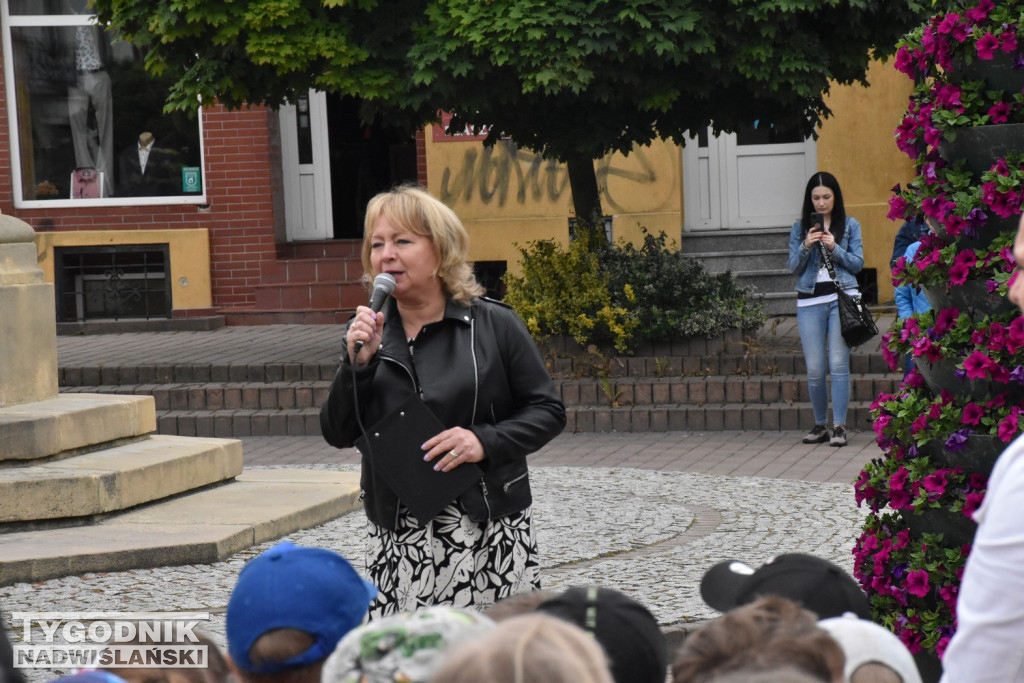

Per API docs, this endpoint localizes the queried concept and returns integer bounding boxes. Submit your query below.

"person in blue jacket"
[893,218,935,378]
[787,172,864,448]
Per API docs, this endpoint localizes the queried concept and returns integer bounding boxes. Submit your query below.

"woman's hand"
[805,225,836,251]
[423,427,485,472]
[346,305,385,366]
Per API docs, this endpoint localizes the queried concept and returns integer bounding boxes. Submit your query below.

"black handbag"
[818,243,878,348]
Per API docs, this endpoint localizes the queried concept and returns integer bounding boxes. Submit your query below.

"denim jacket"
[894,241,932,318]
[787,216,864,293]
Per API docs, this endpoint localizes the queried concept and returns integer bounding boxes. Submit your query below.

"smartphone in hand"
[809,212,825,231]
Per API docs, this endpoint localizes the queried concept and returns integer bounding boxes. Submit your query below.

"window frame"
[1,2,208,208]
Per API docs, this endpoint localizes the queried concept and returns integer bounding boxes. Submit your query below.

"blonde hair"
[429,613,614,683]
[362,185,484,306]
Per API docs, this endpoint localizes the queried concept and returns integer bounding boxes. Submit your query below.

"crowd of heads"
[2,545,924,683]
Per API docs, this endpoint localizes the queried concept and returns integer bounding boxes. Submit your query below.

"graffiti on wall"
[438,139,676,214]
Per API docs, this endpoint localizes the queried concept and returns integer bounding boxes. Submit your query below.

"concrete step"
[0,435,242,523]
[217,307,356,326]
[559,373,901,408]
[763,292,798,316]
[62,382,331,411]
[564,401,875,434]
[548,351,891,379]
[147,398,884,438]
[690,249,790,274]
[0,469,361,585]
[63,370,897,414]
[56,316,226,335]
[156,408,322,438]
[59,363,338,387]
[680,228,791,255]
[733,270,794,292]
[0,394,155,462]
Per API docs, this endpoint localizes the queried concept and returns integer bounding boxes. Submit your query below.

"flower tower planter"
[859,2,1024,679]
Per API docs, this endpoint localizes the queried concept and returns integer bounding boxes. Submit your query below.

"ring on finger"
[450,451,459,460]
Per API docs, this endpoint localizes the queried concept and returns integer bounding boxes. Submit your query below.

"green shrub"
[502,228,766,355]
[599,230,766,341]
[502,229,638,353]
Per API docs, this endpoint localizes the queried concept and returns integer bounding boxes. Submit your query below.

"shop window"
[54,245,171,322]
[3,0,205,206]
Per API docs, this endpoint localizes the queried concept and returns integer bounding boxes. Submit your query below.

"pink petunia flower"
[923,470,949,497]
[907,569,931,598]
[962,402,984,425]
[963,491,986,518]
[988,101,1012,123]
[966,0,993,24]
[976,32,1001,59]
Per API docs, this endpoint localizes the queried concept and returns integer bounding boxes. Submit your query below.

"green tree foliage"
[93,0,932,225]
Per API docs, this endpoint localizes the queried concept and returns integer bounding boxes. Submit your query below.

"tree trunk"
[565,153,606,247]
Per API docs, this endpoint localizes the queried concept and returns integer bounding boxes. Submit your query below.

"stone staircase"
[679,228,795,316]
[0,214,362,586]
[218,240,366,325]
[56,325,900,438]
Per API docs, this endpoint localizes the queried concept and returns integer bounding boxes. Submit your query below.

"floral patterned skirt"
[365,498,540,618]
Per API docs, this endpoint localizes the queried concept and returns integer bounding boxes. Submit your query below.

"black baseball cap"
[700,553,870,620]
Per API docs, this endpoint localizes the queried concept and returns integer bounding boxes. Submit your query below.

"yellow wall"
[34,229,213,309]
[425,60,914,301]
[819,59,916,302]
[425,134,683,270]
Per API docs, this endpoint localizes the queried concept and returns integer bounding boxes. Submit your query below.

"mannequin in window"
[118,131,181,197]
[67,7,115,197]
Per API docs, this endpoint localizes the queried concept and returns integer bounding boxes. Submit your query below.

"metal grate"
[54,245,171,322]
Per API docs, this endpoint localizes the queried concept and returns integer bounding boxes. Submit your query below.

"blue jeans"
[796,299,850,426]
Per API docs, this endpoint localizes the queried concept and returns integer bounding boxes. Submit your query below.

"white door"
[279,91,333,241]
[683,125,816,230]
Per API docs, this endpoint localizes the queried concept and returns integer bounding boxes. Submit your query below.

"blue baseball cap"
[226,542,377,673]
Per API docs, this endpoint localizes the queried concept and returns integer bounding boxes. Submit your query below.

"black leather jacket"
[320,296,566,530]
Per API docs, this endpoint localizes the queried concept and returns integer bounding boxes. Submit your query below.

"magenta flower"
[935,84,964,108]
[883,344,900,372]
[939,584,958,609]
[923,470,950,497]
[945,214,968,237]
[888,194,910,221]
[1000,30,1019,53]
[949,262,971,285]
[936,13,961,35]
[999,411,1022,442]
[965,0,993,24]
[1007,316,1024,353]
[963,350,993,379]
[934,307,960,335]
[988,101,1012,123]
[962,402,984,425]
[987,322,1007,352]
[963,491,986,518]
[976,31,1001,59]
[907,569,931,598]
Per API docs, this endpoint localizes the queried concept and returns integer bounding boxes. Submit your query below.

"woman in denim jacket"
[787,172,864,447]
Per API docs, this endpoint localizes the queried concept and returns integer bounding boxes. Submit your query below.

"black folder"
[355,394,483,525]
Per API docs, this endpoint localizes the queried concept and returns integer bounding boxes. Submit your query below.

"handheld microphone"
[354,273,396,354]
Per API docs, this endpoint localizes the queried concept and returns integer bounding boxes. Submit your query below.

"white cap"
[818,613,923,683]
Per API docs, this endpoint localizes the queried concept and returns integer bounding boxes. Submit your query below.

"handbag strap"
[817,242,840,286]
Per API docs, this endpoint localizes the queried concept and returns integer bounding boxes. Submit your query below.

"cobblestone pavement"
[2,430,874,680]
